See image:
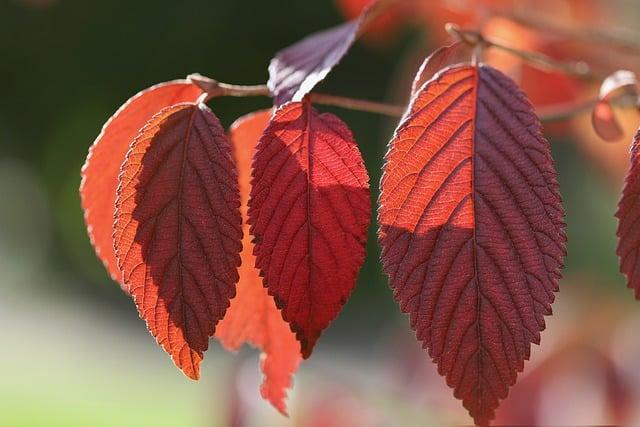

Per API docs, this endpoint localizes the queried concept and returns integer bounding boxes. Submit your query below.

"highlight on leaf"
[80,81,203,288]
[616,128,640,298]
[215,109,301,415]
[114,102,242,380]
[248,100,371,358]
[378,63,566,425]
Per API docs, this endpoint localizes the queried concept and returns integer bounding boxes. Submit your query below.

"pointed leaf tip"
[114,102,242,378]
[379,64,566,425]
[248,101,370,357]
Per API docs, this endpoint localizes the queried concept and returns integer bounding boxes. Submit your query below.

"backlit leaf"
[216,110,301,415]
[616,129,640,298]
[80,81,203,288]
[114,103,242,379]
[248,101,370,357]
[379,64,566,425]
[268,5,372,106]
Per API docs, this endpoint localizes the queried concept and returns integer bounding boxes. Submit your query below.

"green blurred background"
[2,0,640,425]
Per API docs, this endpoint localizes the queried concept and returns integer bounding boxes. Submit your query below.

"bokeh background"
[2,0,640,425]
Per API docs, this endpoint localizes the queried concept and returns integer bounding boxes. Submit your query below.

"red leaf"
[592,100,624,142]
[334,0,410,45]
[268,6,371,106]
[410,41,468,98]
[591,70,638,142]
[80,81,203,288]
[378,64,566,425]
[248,101,370,358]
[216,110,301,415]
[114,102,242,379]
[616,129,640,298]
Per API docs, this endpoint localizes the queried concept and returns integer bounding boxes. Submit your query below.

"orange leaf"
[114,103,242,379]
[81,81,203,288]
[216,110,301,415]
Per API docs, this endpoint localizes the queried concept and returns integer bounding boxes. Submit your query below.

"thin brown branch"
[537,99,597,122]
[309,93,404,117]
[187,73,404,118]
[358,0,401,37]
[498,9,640,58]
[445,23,605,82]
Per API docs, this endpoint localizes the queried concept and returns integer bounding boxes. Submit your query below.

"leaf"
[268,5,372,106]
[616,129,640,298]
[378,64,566,425]
[80,80,203,288]
[114,102,242,379]
[410,41,467,98]
[248,101,370,358]
[592,70,639,142]
[599,70,638,101]
[215,110,301,415]
[592,100,624,142]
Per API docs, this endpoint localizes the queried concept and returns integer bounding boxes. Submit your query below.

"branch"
[498,9,640,58]
[188,73,404,118]
[445,23,604,82]
[536,99,596,122]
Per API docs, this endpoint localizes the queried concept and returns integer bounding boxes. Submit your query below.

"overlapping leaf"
[80,81,203,287]
[216,110,301,414]
[379,64,566,425]
[616,129,640,298]
[268,4,374,106]
[114,102,242,379]
[248,101,370,357]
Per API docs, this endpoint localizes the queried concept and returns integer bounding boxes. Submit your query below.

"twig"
[309,93,404,117]
[498,9,640,58]
[537,99,597,122]
[188,73,404,118]
[445,23,604,82]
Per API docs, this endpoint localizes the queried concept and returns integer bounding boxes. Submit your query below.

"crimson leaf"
[248,100,370,357]
[378,64,566,425]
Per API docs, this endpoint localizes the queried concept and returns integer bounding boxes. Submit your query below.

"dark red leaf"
[216,110,301,415]
[80,81,203,288]
[616,129,640,298]
[248,101,370,358]
[114,103,242,379]
[268,7,371,106]
[378,64,566,425]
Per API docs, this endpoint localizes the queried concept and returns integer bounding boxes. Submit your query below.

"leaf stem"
[188,73,405,118]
